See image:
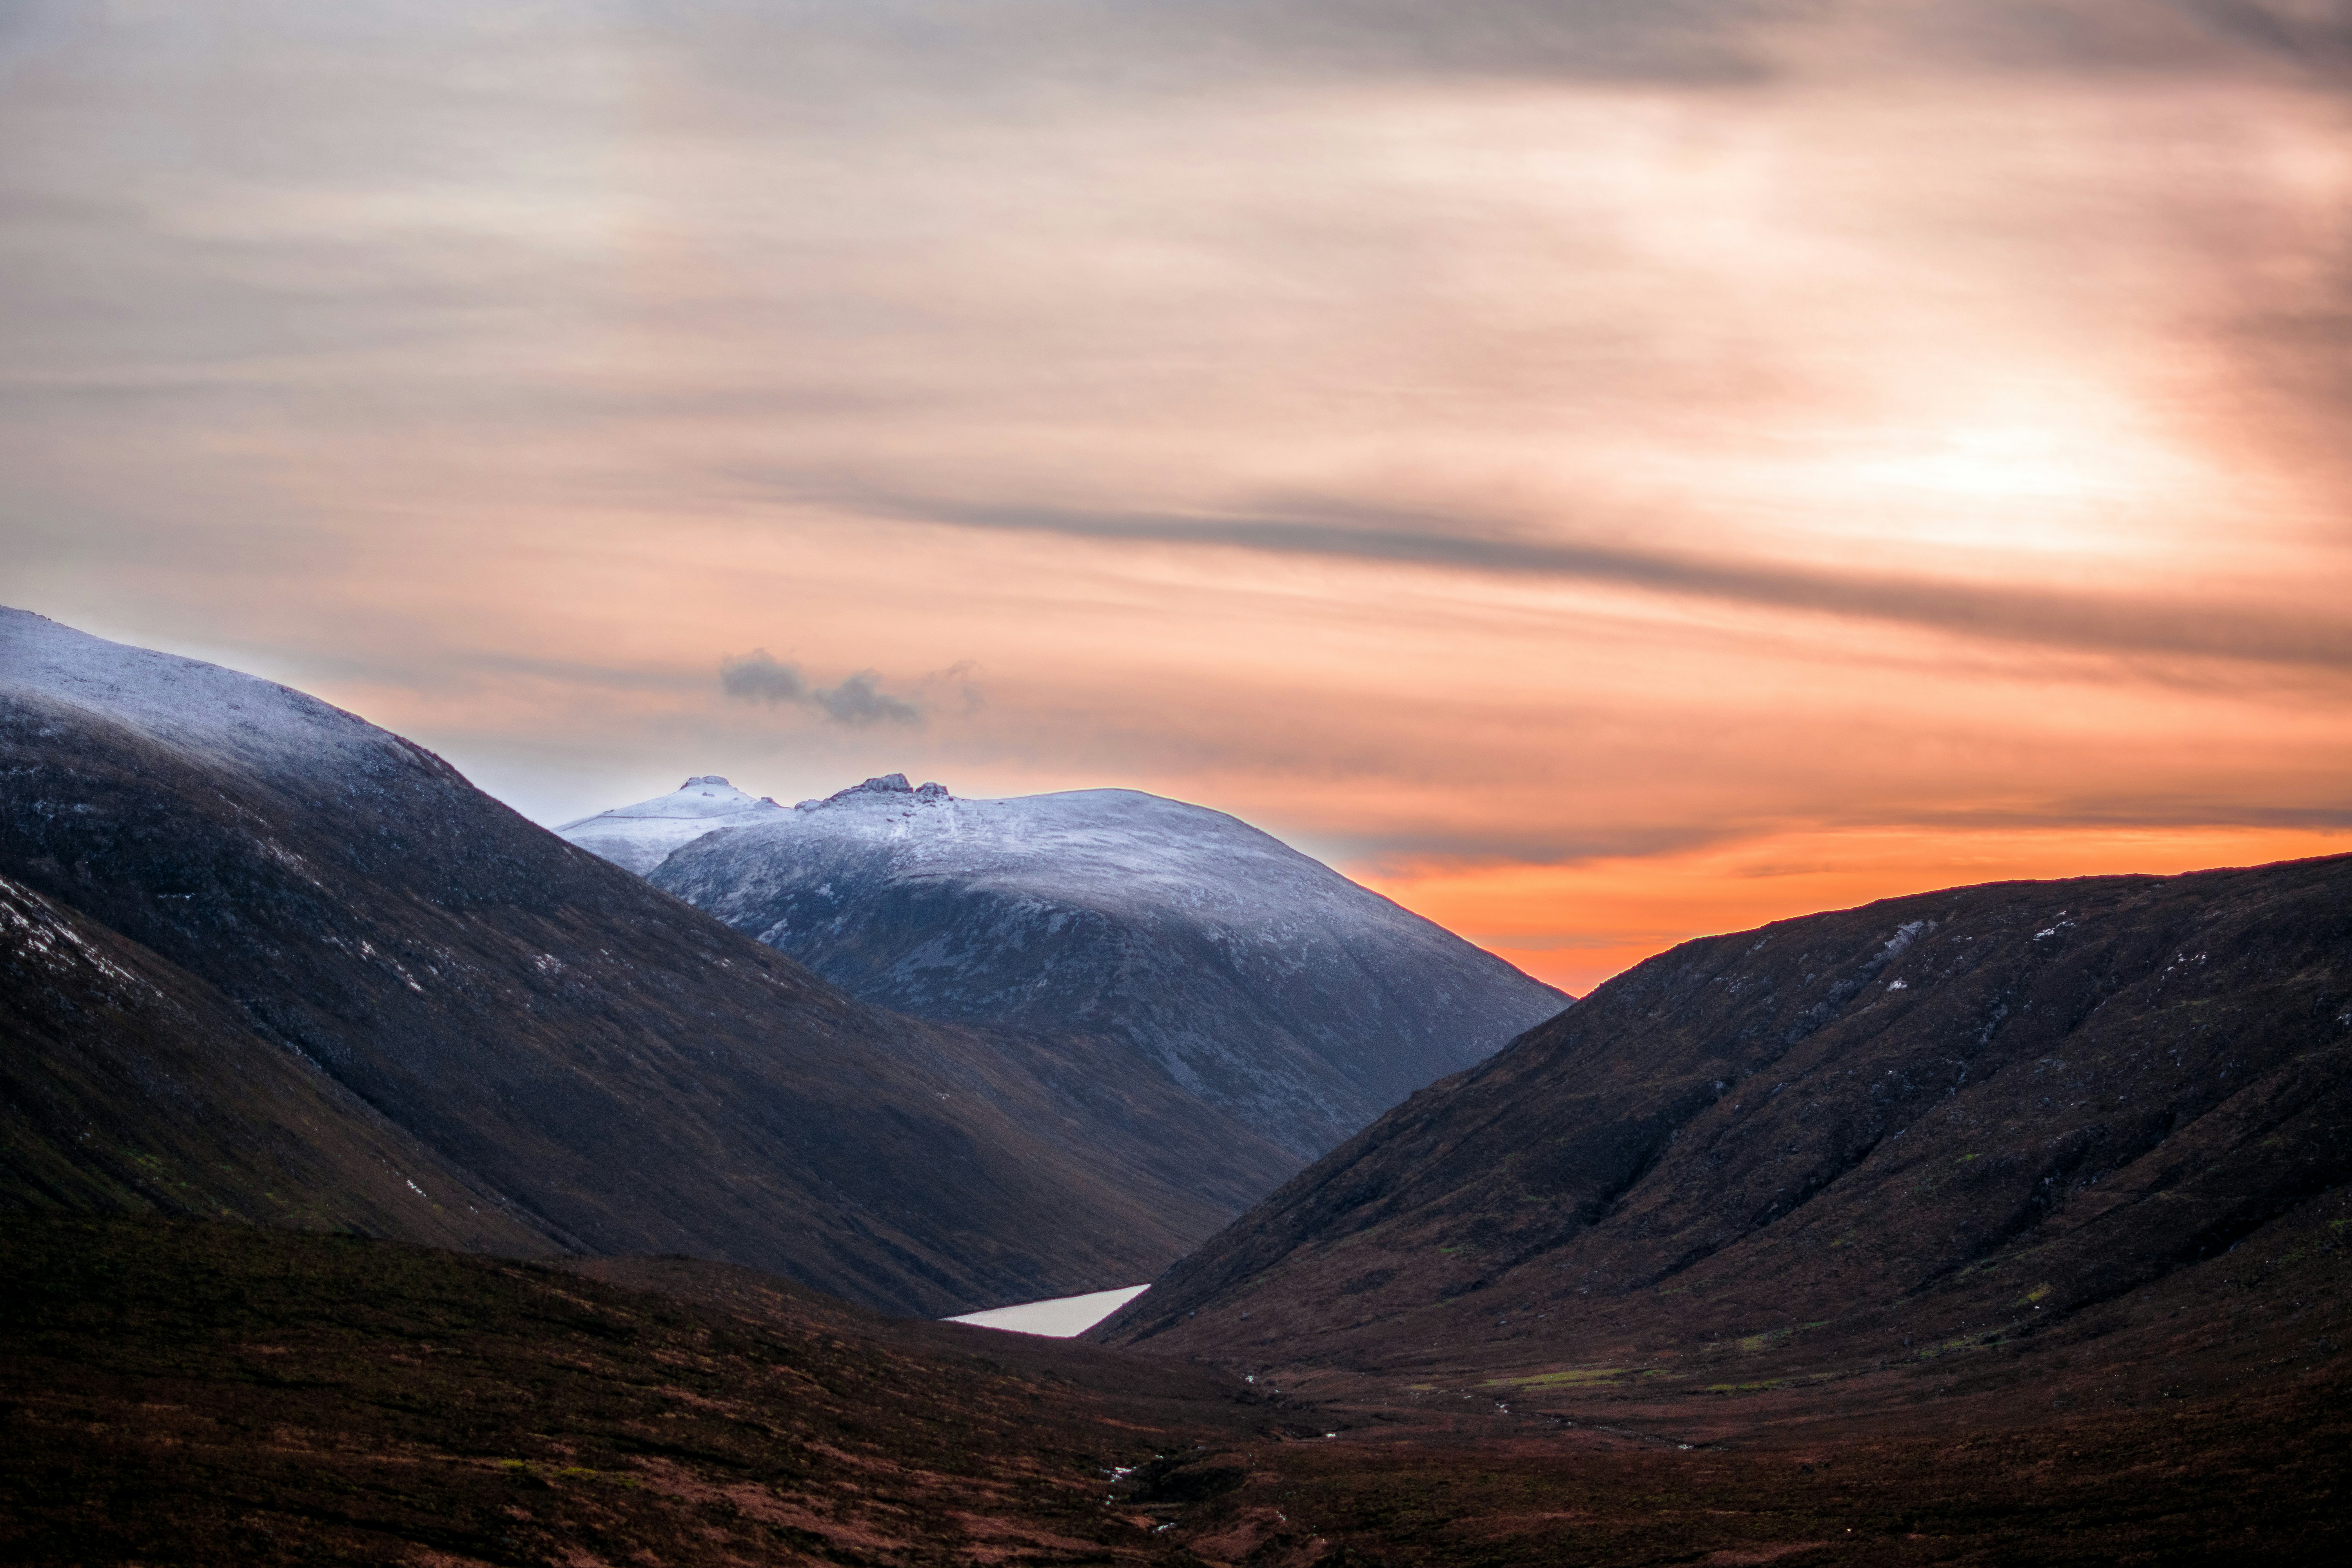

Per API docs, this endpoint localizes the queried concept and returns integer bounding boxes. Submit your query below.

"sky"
[4,0,2349,992]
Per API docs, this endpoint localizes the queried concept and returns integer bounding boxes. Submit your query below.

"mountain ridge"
[565,771,1567,1159]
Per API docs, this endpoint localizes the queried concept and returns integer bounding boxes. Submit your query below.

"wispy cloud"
[7,0,2351,989]
[833,495,2352,675]
[720,650,922,727]
[719,649,810,705]
[813,669,921,727]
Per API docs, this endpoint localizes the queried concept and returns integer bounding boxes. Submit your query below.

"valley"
[10,4,2350,1559]
[4,608,2348,1564]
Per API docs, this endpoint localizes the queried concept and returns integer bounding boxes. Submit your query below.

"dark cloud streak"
[843,495,2352,675]
[662,0,2352,103]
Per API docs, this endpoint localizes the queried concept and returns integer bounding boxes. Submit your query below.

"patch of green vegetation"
[1479,1367,1629,1390]
[2020,1283,2053,1305]
[1913,1332,1997,1362]
[1731,1322,1826,1354]
[497,1459,633,1486]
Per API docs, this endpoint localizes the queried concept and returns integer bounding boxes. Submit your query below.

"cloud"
[721,650,922,727]
[815,669,922,727]
[833,495,2352,676]
[720,648,810,704]
[659,0,1796,102]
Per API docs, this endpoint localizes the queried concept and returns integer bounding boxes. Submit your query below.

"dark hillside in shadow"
[1104,854,2352,1401]
[4,1215,2346,1566]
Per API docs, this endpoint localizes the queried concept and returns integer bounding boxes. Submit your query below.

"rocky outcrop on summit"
[612,773,1567,1160]
[0,606,1290,1315]
[1098,855,2352,1385]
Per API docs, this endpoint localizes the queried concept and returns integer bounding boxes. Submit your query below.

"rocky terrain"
[1100,854,2352,1401]
[576,773,1566,1159]
[0,607,1296,1315]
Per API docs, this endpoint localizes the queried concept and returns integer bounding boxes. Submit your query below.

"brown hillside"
[5,1215,2347,1566]
[1100,855,2352,1398]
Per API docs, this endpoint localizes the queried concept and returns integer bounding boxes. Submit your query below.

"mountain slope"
[1099,855,2352,1385]
[0,606,1293,1314]
[598,773,1565,1159]
[0,870,547,1252]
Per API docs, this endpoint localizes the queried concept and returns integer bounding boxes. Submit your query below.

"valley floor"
[2,1217,2345,1567]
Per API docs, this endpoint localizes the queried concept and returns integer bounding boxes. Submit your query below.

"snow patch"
[0,873,151,991]
[1,606,414,781]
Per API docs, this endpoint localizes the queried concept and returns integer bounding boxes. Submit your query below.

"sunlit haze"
[5,1,2348,992]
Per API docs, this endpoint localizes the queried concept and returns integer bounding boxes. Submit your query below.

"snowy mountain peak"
[810,773,951,808]
[554,774,787,875]
[630,777,1568,1158]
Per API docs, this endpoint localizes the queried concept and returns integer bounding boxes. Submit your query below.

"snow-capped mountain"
[1,607,1295,1313]
[571,772,1567,1158]
[557,776,789,875]
[0,606,436,781]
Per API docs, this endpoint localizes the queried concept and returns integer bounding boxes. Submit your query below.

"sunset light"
[9,7,2352,1557]
[5,0,2347,992]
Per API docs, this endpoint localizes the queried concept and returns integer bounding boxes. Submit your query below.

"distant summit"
[556,775,787,875]
[807,773,952,807]
[559,776,1568,1160]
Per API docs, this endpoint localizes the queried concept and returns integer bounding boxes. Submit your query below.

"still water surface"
[945,1284,1149,1338]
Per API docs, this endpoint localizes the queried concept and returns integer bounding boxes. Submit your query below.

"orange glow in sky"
[1362,825,2351,996]
[3,2,2347,992]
